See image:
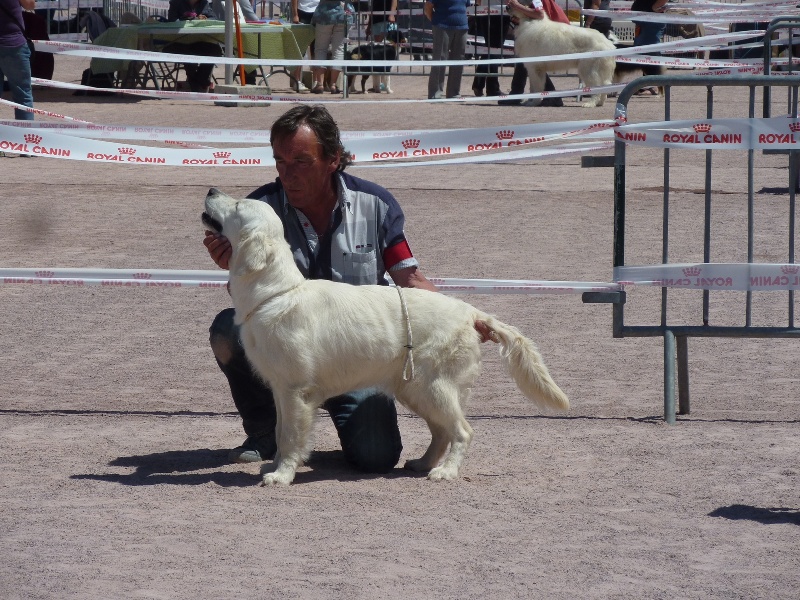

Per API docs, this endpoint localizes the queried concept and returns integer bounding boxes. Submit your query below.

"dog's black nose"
[207,187,220,198]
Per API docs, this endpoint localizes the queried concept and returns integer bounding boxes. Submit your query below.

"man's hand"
[204,231,232,270]
[475,320,497,344]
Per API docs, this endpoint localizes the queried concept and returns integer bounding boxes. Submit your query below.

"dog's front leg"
[260,391,315,486]
[525,66,547,107]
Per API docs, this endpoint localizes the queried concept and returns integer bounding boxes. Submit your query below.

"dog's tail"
[480,316,569,412]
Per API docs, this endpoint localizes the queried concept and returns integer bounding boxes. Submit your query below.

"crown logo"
[401,139,420,149]
[213,151,231,159]
[781,265,800,274]
[693,123,711,133]
[790,122,800,132]
[34,270,54,278]
[496,130,514,140]
[118,147,136,155]
[683,266,702,276]
[132,272,152,279]
[24,134,42,145]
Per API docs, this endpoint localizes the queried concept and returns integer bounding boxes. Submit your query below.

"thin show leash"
[395,285,415,381]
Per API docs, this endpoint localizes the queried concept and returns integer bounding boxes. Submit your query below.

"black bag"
[22,12,55,80]
[74,68,116,96]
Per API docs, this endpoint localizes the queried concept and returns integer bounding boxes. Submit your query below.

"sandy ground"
[1,54,799,599]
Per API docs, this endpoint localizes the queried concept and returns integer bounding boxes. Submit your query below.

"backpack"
[74,68,116,96]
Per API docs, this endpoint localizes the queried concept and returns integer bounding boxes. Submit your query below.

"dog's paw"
[260,472,293,486]
[427,465,459,481]
[581,100,602,108]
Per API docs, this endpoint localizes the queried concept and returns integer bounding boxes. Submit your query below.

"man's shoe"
[228,434,276,463]
[540,97,564,107]
[498,97,522,106]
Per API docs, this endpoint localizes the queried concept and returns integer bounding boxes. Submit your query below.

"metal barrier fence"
[583,73,800,423]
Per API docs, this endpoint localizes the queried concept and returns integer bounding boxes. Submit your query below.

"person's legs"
[209,308,277,461]
[484,54,501,96]
[497,61,528,104]
[633,22,666,91]
[445,28,467,98]
[428,25,448,98]
[313,24,334,91]
[328,23,347,92]
[193,41,221,90]
[633,22,666,48]
[0,43,34,120]
[472,65,487,95]
[324,388,403,473]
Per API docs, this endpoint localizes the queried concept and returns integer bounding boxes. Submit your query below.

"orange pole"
[232,1,248,85]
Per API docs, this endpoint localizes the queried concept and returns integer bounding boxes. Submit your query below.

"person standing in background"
[290,0,319,92]
[424,0,470,99]
[0,0,36,121]
[583,0,612,40]
[631,0,668,95]
[310,0,354,94]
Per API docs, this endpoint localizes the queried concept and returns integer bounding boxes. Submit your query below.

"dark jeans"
[162,41,221,89]
[508,62,556,94]
[209,308,403,473]
[472,54,503,96]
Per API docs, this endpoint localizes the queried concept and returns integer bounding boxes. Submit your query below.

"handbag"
[312,0,355,27]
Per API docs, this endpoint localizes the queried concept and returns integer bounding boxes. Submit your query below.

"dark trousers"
[472,54,503,96]
[508,62,556,94]
[209,308,403,473]
[162,41,221,89]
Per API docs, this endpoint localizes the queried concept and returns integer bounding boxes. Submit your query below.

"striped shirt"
[247,172,418,285]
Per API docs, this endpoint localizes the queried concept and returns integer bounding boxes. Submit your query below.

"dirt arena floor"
[1,54,799,599]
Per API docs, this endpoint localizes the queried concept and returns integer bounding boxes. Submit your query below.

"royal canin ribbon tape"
[615,264,800,291]
[8,264,800,293]
[0,268,623,295]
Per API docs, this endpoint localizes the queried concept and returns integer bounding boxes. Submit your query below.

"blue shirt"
[430,0,470,30]
[247,172,418,285]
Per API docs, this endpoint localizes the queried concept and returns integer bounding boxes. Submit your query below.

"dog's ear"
[233,229,275,276]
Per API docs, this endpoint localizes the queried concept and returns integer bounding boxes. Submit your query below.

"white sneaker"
[294,81,310,94]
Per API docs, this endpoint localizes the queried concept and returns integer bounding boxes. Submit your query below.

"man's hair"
[270,104,353,171]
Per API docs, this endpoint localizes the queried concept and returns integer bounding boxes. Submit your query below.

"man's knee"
[332,392,403,473]
[209,307,239,366]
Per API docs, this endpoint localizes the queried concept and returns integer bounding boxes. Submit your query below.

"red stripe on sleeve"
[383,239,414,270]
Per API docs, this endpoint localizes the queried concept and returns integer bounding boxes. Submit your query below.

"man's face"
[273,125,340,210]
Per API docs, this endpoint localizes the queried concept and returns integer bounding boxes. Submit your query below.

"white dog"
[508,7,617,107]
[202,189,569,486]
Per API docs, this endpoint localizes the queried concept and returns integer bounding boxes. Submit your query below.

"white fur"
[203,190,569,485]
[509,9,616,108]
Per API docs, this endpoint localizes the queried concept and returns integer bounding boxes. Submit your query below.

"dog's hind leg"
[427,415,473,481]
[260,390,316,486]
[404,421,450,474]
[400,380,474,480]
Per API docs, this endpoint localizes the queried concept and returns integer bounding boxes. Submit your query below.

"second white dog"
[509,7,617,107]
[202,189,570,486]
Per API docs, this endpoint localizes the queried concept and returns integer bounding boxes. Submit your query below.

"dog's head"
[203,188,284,245]
[203,188,287,273]
[382,28,407,46]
